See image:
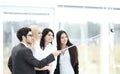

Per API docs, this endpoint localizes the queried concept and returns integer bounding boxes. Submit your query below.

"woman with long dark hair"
[38,28,57,74]
[54,30,79,74]
[30,25,51,74]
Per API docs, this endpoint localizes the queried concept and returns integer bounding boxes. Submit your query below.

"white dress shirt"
[59,49,75,74]
[33,42,57,74]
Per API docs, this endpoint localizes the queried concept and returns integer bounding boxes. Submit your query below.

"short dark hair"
[17,27,31,41]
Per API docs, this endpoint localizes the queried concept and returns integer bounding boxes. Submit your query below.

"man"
[8,27,61,74]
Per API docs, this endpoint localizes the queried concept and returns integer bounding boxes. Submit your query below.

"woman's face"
[60,33,68,45]
[36,29,42,40]
[33,28,42,41]
[45,31,54,43]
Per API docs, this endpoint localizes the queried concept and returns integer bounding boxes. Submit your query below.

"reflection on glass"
[110,24,120,74]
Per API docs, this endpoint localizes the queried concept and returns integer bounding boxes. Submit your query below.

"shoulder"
[70,45,77,50]
[18,43,33,54]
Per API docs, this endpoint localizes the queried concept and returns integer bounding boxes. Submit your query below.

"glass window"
[2,6,54,74]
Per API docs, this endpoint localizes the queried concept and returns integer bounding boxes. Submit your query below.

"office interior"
[0,0,120,74]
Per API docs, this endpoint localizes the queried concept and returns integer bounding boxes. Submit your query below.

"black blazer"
[8,43,55,74]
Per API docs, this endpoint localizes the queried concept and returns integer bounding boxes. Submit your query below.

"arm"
[23,49,57,68]
[74,62,79,74]
[8,56,12,72]
[35,65,51,71]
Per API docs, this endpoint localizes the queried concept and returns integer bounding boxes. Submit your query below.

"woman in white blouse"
[40,28,57,74]
[30,25,52,74]
[54,30,79,74]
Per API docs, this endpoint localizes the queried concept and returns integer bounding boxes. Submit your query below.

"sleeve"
[74,62,79,74]
[53,56,60,74]
[8,56,12,72]
[50,46,57,74]
[50,56,57,74]
[23,49,55,68]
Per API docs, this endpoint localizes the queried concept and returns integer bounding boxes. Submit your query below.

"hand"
[52,50,61,56]
[45,65,51,72]
[34,65,51,71]
[60,48,67,54]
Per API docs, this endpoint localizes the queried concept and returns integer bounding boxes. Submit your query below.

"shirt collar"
[21,42,29,48]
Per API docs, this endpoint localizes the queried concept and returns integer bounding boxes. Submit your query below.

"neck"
[21,40,26,45]
[45,42,49,47]
[61,44,67,49]
[21,41,31,48]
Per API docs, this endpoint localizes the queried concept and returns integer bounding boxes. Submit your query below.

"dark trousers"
[36,70,49,74]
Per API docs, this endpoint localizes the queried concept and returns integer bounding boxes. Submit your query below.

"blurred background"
[0,0,120,74]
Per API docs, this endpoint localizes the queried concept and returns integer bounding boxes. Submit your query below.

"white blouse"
[59,49,75,74]
[33,42,57,74]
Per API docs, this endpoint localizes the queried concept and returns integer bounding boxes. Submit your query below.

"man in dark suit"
[8,27,61,74]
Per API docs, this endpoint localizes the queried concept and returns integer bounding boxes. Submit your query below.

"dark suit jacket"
[8,43,55,74]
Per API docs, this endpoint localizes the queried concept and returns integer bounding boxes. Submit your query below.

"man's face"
[26,31,33,45]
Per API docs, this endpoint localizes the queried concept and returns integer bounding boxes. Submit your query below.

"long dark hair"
[56,30,78,66]
[40,28,54,50]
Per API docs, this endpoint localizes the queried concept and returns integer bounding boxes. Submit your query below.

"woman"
[54,30,79,74]
[29,25,42,52]
[40,28,57,74]
[30,25,51,74]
